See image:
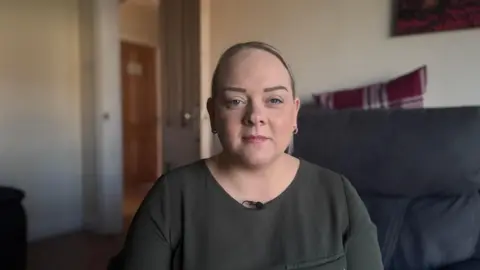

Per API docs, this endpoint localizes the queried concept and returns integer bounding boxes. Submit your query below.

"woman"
[113,42,383,270]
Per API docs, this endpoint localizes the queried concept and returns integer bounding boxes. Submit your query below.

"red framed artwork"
[393,0,480,36]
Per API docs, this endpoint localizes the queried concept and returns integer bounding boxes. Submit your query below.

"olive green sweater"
[114,159,383,270]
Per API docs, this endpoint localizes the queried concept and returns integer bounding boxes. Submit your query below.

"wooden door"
[160,0,202,171]
[121,41,159,185]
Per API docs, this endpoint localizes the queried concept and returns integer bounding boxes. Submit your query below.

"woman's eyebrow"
[264,86,287,92]
[222,86,288,93]
[222,87,246,93]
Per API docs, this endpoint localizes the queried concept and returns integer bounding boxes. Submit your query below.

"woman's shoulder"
[298,159,347,187]
[146,159,209,196]
[297,159,358,203]
[161,160,207,180]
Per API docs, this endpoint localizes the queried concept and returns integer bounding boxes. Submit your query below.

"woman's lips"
[242,135,269,143]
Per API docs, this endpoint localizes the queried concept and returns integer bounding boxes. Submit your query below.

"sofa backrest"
[293,106,480,197]
[292,106,480,269]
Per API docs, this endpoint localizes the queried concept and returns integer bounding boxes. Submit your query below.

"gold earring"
[293,127,298,134]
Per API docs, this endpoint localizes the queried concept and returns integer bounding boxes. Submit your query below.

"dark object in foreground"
[0,186,27,270]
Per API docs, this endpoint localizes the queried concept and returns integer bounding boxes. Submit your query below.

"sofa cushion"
[393,194,480,269]
[361,194,480,270]
[440,259,480,270]
[312,66,427,109]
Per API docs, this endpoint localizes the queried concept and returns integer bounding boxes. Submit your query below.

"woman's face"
[208,48,300,167]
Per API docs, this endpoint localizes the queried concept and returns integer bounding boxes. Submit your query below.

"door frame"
[120,40,163,180]
[84,0,213,234]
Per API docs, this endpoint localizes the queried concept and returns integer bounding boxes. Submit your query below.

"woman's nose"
[243,102,266,127]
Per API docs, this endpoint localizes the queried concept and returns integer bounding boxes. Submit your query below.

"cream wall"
[119,2,159,46]
[210,0,480,108]
[0,0,83,240]
[0,0,124,241]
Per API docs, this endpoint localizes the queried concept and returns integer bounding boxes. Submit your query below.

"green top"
[115,159,383,270]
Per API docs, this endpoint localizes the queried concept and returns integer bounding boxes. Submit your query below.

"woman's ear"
[293,97,301,126]
[207,97,216,132]
[294,98,301,111]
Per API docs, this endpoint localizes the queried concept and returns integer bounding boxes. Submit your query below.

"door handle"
[181,107,199,127]
[181,112,192,127]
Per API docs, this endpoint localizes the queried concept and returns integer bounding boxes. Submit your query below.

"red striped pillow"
[313,66,427,109]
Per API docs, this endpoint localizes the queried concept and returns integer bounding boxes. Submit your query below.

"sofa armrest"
[440,259,480,270]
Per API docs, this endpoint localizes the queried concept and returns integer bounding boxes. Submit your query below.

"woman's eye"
[268,98,283,104]
[226,99,244,107]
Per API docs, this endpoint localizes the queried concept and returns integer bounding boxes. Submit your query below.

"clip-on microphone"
[242,200,264,210]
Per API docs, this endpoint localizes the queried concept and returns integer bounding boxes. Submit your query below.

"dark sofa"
[292,106,480,270]
[0,186,27,270]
